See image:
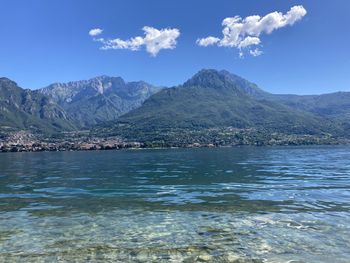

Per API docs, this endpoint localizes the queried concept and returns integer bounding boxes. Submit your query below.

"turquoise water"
[0,146,350,262]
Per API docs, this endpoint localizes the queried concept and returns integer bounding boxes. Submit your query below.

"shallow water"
[0,146,349,262]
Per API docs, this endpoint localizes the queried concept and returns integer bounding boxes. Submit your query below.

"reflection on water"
[0,146,350,262]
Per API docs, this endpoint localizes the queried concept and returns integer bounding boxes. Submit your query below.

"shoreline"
[1,141,349,153]
[2,130,349,153]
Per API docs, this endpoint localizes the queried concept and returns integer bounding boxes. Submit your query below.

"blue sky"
[0,0,349,94]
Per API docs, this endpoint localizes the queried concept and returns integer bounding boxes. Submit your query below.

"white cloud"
[249,48,263,57]
[197,5,307,57]
[89,28,103,37]
[238,36,261,49]
[196,36,220,47]
[91,26,180,56]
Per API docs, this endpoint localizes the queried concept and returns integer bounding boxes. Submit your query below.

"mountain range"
[39,76,162,127]
[0,78,75,134]
[1,69,349,144]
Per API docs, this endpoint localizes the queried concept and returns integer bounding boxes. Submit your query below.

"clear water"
[0,146,349,262]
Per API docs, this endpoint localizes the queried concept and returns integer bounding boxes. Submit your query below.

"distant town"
[0,131,141,152]
[1,129,348,153]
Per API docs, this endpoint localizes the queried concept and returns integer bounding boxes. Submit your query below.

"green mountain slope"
[218,71,350,126]
[0,78,76,133]
[271,92,350,125]
[100,70,344,143]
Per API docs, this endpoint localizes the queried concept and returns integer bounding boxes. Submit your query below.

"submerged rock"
[227,253,240,262]
[197,254,213,261]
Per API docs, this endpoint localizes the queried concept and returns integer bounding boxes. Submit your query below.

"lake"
[0,146,349,262]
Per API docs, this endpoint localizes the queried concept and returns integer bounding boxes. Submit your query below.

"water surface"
[0,146,350,262]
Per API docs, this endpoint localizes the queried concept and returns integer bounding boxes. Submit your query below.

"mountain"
[199,70,350,129]
[214,70,269,98]
[100,69,345,144]
[271,92,350,125]
[2,70,350,145]
[39,76,163,127]
[0,78,76,133]
[216,72,350,125]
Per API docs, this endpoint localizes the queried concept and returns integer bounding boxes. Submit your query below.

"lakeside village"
[1,129,348,152]
[0,130,215,152]
[0,131,144,152]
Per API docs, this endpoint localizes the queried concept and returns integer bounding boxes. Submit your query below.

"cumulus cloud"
[197,5,307,57]
[196,36,220,47]
[89,28,103,36]
[90,26,180,56]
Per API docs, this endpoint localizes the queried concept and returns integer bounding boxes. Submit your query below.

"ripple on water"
[0,146,350,262]
[0,210,349,262]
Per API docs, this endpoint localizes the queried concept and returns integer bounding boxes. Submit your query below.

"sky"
[0,0,349,94]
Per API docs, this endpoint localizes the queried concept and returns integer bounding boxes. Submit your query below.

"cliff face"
[39,76,163,127]
[0,78,76,133]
